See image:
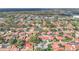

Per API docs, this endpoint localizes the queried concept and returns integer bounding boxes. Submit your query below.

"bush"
[16,40,25,49]
[30,33,42,44]
[9,38,17,45]
[0,37,4,44]
[62,37,72,42]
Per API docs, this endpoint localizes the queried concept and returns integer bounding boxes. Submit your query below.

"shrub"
[9,38,17,45]
[0,37,4,44]
[16,39,25,49]
[62,37,72,42]
[30,33,42,44]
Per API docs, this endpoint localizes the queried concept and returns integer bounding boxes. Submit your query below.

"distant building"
[73,15,79,18]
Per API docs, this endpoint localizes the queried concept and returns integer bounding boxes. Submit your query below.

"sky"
[0,0,78,8]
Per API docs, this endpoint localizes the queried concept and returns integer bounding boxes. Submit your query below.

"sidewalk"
[0,48,18,51]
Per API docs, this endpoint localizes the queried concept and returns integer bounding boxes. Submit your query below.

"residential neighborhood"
[0,8,79,51]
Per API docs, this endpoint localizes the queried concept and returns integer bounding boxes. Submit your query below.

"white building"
[73,15,79,19]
